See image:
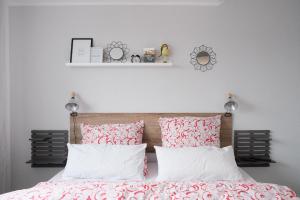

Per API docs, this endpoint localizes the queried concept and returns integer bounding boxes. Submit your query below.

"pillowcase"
[63,143,146,180]
[81,121,144,145]
[81,121,148,176]
[155,145,243,181]
[159,115,221,147]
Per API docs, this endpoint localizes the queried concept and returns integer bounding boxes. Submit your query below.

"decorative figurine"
[159,43,170,63]
[131,55,141,63]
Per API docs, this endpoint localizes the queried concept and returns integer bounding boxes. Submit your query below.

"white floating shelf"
[9,0,224,6]
[65,62,173,68]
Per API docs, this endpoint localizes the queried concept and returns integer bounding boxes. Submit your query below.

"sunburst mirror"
[104,41,130,63]
[190,45,217,72]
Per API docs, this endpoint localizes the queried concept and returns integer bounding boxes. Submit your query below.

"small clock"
[131,55,141,63]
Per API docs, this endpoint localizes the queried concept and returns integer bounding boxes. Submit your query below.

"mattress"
[1,170,296,199]
[1,163,296,199]
[1,156,297,199]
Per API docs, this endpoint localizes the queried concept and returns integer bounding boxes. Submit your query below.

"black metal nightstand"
[26,130,68,167]
[234,130,275,167]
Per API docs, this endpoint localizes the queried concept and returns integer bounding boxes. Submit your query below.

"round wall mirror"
[109,48,124,60]
[190,45,217,72]
[104,41,130,63]
[196,51,210,65]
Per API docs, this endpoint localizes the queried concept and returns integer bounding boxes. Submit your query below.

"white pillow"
[63,143,146,180]
[155,145,243,181]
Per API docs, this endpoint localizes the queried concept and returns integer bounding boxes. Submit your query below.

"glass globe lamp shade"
[224,98,238,113]
[224,94,238,117]
[65,96,79,113]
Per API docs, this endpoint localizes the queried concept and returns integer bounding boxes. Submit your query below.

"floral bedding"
[159,115,221,148]
[0,180,297,200]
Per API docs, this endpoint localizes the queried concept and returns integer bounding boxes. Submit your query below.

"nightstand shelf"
[27,130,68,168]
[234,130,275,167]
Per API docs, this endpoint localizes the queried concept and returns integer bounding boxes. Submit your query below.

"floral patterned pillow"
[81,121,144,145]
[159,115,221,148]
[80,121,148,175]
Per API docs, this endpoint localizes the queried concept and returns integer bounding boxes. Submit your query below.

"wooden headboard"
[70,113,232,152]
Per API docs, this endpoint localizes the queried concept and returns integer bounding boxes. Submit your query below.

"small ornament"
[159,43,170,63]
[131,55,141,63]
[143,48,156,63]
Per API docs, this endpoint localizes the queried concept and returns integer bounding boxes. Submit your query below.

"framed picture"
[90,47,103,63]
[70,38,93,63]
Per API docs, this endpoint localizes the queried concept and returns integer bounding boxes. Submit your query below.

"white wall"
[0,0,11,194]
[9,0,300,194]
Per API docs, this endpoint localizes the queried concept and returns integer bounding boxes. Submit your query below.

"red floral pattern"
[159,115,221,147]
[81,121,144,145]
[81,121,148,176]
[0,180,296,200]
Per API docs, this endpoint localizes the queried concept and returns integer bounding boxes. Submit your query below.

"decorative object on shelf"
[224,93,238,117]
[190,45,216,71]
[90,47,103,63]
[131,55,141,63]
[159,43,170,63]
[70,38,93,63]
[143,48,156,63]
[104,41,129,63]
[234,130,275,167]
[65,91,79,116]
[26,130,68,167]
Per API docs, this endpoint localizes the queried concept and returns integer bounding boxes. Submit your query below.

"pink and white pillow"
[80,121,148,175]
[159,115,221,148]
[81,121,144,145]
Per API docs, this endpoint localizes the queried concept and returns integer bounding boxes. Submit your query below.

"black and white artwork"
[70,38,93,63]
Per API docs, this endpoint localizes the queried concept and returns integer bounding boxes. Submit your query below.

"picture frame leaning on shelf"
[70,38,93,63]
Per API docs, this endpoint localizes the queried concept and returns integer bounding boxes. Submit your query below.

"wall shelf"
[9,0,224,7]
[65,62,173,68]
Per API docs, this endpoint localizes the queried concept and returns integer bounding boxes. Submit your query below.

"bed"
[0,113,297,199]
